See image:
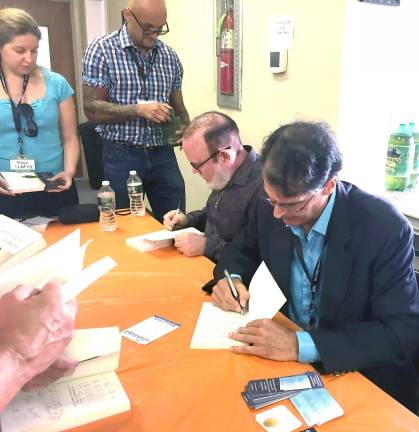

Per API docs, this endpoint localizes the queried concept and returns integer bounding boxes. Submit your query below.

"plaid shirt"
[82,25,184,146]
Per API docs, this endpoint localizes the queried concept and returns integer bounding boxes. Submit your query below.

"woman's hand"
[46,171,72,192]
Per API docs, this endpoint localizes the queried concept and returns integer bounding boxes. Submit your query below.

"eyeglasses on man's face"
[127,8,169,36]
[264,192,316,214]
[189,146,231,173]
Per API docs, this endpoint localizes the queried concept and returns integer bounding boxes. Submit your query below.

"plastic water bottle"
[97,180,116,231]
[127,170,145,216]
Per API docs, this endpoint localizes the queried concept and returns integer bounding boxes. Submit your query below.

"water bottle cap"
[129,170,137,175]
[102,180,110,186]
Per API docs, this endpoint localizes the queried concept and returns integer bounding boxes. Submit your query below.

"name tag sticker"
[10,159,36,171]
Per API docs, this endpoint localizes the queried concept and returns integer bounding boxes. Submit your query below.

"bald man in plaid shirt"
[82,0,189,221]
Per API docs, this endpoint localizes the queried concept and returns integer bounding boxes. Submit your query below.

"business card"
[122,315,180,345]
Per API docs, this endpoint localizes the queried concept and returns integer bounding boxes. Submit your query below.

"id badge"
[10,157,36,171]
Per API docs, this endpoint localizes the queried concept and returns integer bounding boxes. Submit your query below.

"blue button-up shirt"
[82,24,184,146]
[290,191,336,363]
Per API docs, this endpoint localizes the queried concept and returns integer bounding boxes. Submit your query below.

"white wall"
[85,0,106,44]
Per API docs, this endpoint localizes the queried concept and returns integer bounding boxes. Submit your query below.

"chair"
[78,122,103,190]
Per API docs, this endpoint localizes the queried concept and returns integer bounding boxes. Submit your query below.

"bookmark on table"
[122,315,180,345]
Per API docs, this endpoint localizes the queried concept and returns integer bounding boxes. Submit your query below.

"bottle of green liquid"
[408,122,419,188]
[161,110,182,147]
[385,123,414,191]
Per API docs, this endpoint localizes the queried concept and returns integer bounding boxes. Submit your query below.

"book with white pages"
[190,261,287,349]
[126,226,203,252]
[0,214,47,272]
[0,171,46,194]
[0,327,131,432]
[0,229,117,300]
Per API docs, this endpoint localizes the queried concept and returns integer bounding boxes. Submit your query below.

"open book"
[0,171,47,194]
[0,327,131,432]
[0,214,47,272]
[0,229,117,301]
[190,262,287,349]
[126,227,203,252]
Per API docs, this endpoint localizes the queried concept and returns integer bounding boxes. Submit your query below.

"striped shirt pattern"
[82,24,184,146]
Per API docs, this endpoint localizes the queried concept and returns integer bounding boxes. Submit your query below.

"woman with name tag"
[0,8,79,218]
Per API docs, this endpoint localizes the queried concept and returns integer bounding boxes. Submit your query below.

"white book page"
[248,261,287,320]
[190,261,286,349]
[0,371,130,432]
[60,256,116,302]
[59,327,121,383]
[190,302,247,349]
[0,230,82,297]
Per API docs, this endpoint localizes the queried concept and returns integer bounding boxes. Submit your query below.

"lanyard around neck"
[291,233,326,326]
[0,71,30,156]
[127,47,157,101]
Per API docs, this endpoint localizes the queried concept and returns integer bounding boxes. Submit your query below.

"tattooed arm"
[82,85,172,124]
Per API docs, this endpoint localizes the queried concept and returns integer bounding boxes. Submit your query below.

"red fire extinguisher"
[220,7,234,95]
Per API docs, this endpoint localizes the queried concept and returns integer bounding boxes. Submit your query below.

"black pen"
[224,269,244,314]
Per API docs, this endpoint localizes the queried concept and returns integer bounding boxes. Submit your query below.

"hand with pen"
[211,270,250,314]
[163,208,188,231]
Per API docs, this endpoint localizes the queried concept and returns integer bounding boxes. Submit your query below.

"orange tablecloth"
[44,215,419,432]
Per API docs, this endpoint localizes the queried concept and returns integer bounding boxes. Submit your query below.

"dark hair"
[0,8,41,48]
[261,121,342,196]
[183,111,241,154]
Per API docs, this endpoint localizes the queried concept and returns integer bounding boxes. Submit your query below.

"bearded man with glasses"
[163,112,263,262]
[82,0,189,222]
[210,121,419,413]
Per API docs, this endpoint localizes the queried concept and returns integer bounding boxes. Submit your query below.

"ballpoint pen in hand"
[171,200,181,230]
[224,269,245,315]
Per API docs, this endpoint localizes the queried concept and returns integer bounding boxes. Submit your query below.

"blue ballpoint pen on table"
[224,269,245,315]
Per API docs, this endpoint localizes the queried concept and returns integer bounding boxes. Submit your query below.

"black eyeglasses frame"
[127,8,169,36]
[264,193,316,214]
[189,145,232,172]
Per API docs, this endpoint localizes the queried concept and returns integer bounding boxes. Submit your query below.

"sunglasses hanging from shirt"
[0,70,39,159]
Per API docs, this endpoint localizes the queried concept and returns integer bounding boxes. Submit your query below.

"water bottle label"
[128,184,143,195]
[98,196,114,210]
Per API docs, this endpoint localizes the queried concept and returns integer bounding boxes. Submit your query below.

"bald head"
[126,0,167,26]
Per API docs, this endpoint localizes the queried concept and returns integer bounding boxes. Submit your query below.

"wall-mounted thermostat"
[268,16,293,74]
[269,50,288,74]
